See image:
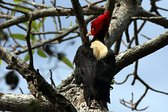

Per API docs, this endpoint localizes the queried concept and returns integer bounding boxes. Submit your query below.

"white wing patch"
[90,40,108,60]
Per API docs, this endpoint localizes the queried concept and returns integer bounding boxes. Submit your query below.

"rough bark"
[105,0,140,47]
[0,93,58,112]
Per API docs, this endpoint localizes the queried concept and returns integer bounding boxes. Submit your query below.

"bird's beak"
[86,31,92,37]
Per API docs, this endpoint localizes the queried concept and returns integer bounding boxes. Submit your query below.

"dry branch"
[0,93,58,112]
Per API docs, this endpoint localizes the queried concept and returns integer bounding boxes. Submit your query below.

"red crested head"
[90,10,111,37]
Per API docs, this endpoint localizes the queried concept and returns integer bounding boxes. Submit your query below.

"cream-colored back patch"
[90,40,108,60]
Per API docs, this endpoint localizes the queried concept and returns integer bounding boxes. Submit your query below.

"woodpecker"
[74,10,115,110]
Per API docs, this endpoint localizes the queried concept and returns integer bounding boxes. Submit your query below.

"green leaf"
[24,53,29,62]
[61,56,74,69]
[37,48,47,58]
[30,35,36,42]
[13,0,23,3]
[37,22,43,31]
[57,53,74,69]
[31,21,38,32]
[23,21,28,27]
[11,33,25,41]
[24,51,34,62]
[14,6,31,13]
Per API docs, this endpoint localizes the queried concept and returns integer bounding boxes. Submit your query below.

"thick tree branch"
[105,0,139,47]
[0,46,77,112]
[0,93,59,112]
[114,30,168,75]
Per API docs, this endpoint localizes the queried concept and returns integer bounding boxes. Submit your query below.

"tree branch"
[71,0,88,43]
[25,14,34,69]
[0,93,59,112]
[137,8,168,28]
[0,7,102,29]
[0,46,77,112]
[114,30,168,75]
[105,0,139,47]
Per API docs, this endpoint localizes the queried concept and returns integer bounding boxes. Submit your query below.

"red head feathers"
[89,10,111,60]
[89,11,111,37]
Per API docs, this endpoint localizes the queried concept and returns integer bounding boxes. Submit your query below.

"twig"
[32,31,63,35]
[141,34,152,40]
[114,74,133,85]
[120,57,168,111]
[57,16,62,31]
[121,40,128,48]
[19,87,24,94]
[59,34,79,43]
[157,7,168,12]
[71,0,88,43]
[137,9,168,28]
[1,0,33,11]
[131,61,139,86]
[7,28,22,48]
[22,0,48,9]
[49,69,56,88]
[0,4,28,15]
[133,20,139,45]
[82,0,106,8]
[134,88,149,110]
[125,28,130,43]
[16,24,64,35]
[132,16,166,20]
[120,92,149,111]
[128,20,146,48]
[114,35,122,55]
[25,14,34,69]
[136,74,168,96]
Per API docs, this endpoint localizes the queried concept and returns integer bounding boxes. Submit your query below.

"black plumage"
[73,10,116,110]
[74,43,115,109]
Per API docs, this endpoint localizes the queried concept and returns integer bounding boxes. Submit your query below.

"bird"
[74,10,116,110]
